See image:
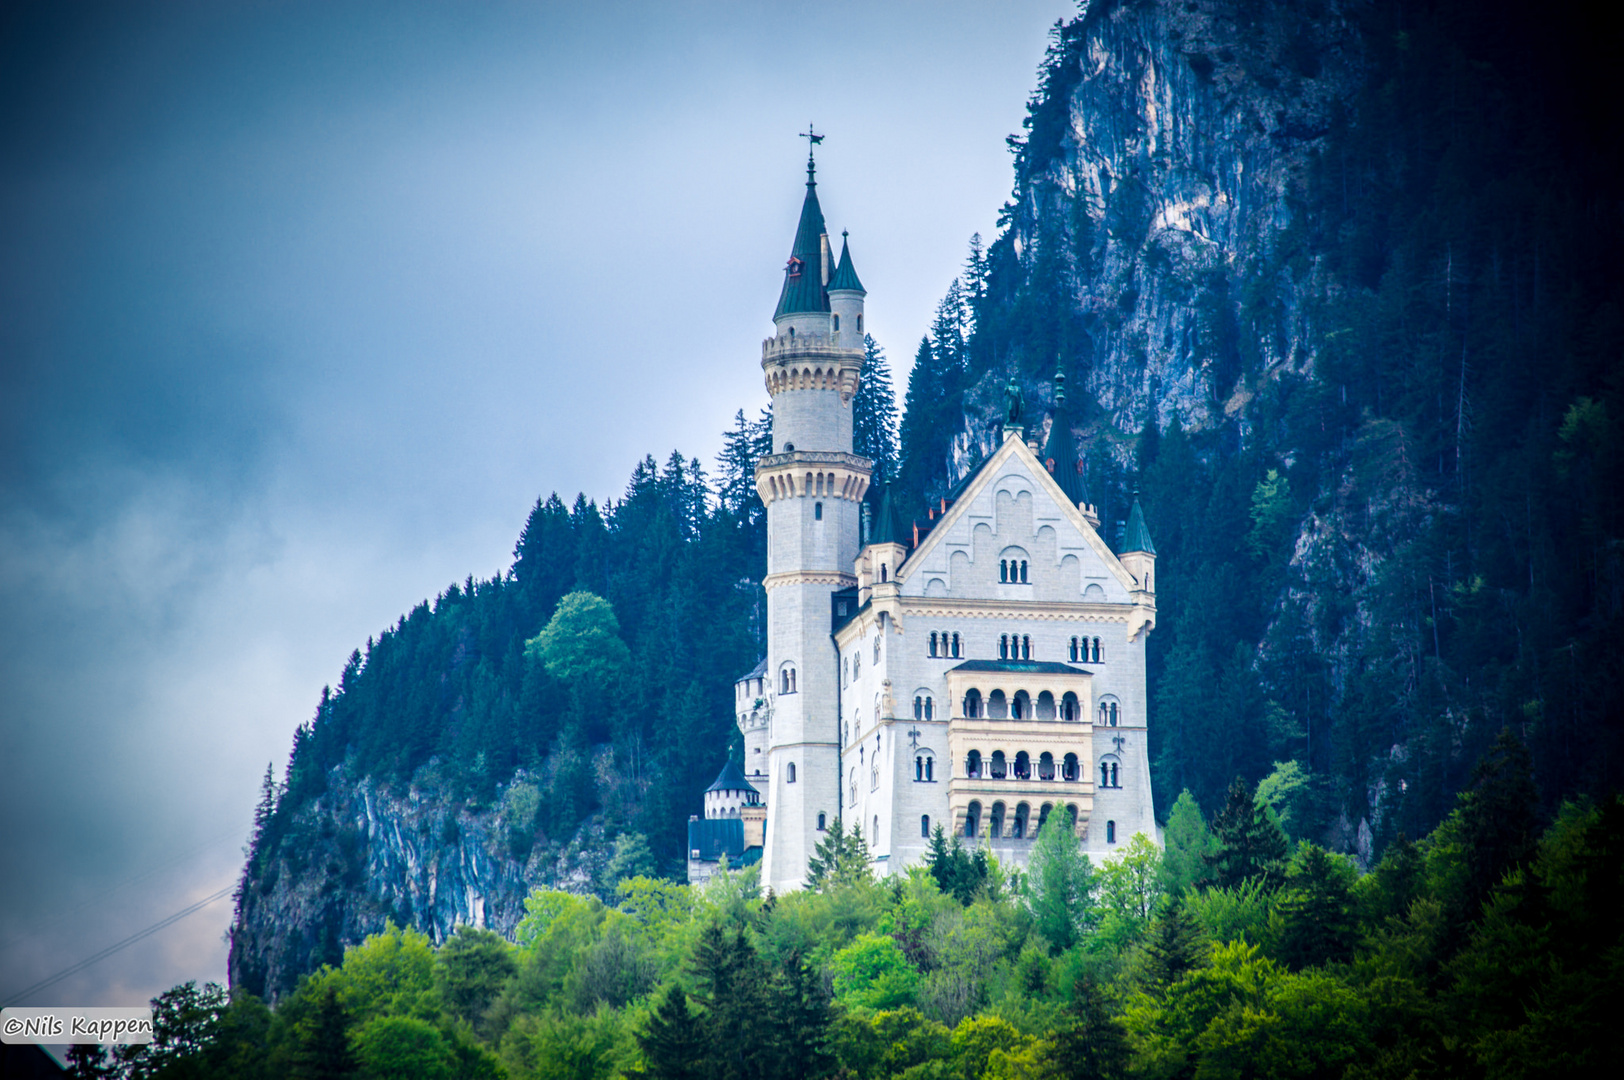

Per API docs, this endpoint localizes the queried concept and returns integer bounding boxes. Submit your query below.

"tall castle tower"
[754,148,872,892]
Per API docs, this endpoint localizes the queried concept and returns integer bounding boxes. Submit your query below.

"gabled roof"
[1122,495,1156,555]
[896,432,1137,595]
[705,759,760,795]
[774,167,831,319]
[829,232,865,293]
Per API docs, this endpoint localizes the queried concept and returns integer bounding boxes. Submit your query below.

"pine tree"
[1140,892,1204,991]
[291,986,358,1080]
[637,985,709,1080]
[805,818,872,892]
[1277,844,1355,970]
[1203,778,1288,889]
[1049,973,1130,1080]
[763,950,835,1080]
[688,922,764,1080]
[852,334,899,481]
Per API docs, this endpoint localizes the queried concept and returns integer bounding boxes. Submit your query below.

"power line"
[0,824,246,955]
[2,884,235,1008]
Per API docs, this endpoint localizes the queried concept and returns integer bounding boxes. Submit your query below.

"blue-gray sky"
[0,0,1074,1008]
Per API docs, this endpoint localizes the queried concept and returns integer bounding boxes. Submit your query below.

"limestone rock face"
[966,0,1365,456]
[229,767,603,1002]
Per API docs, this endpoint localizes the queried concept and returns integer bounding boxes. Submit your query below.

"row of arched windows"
[915,755,935,781]
[1000,634,1032,660]
[1100,760,1122,787]
[999,558,1029,583]
[963,800,1079,839]
[964,749,1081,782]
[928,631,963,658]
[913,695,935,721]
[1069,636,1103,663]
[1099,700,1120,726]
[963,688,1081,722]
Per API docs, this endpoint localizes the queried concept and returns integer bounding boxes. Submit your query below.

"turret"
[828,231,866,352]
[856,484,908,607]
[1120,493,1156,597]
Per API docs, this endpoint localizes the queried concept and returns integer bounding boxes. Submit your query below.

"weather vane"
[800,124,824,181]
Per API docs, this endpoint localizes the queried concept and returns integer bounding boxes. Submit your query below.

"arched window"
[1038,802,1052,834]
[1093,638,1103,663]
[1021,635,1032,660]
[880,563,888,581]
[850,768,858,805]
[1101,761,1110,787]
[965,749,982,778]
[832,314,840,332]
[787,762,797,783]
[1061,692,1080,722]
[780,664,797,694]
[1039,751,1055,780]
[1062,753,1079,781]
[1036,690,1056,720]
[873,638,881,663]
[921,815,931,837]
[1020,560,1029,583]
[989,801,1006,838]
[1106,820,1117,844]
[1069,636,1079,662]
[1014,802,1030,839]
[999,634,1010,659]
[856,314,863,334]
[1111,762,1120,787]
[926,756,934,781]
[990,750,1008,779]
[952,632,962,658]
[929,631,938,657]
[871,760,879,790]
[1012,690,1029,719]
[817,812,827,831]
[1014,750,1031,780]
[916,755,923,780]
[964,689,982,718]
[965,801,981,838]
[999,559,1009,583]
[815,501,823,520]
[988,690,1008,718]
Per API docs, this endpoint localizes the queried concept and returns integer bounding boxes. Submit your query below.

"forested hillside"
[231,0,1622,1009]
[895,0,1623,854]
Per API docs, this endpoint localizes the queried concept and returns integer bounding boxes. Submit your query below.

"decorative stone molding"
[755,450,873,505]
[761,333,863,402]
[762,570,858,592]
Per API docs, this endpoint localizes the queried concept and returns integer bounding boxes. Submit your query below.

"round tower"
[755,148,872,892]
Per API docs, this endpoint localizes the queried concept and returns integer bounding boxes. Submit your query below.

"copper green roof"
[774,166,831,319]
[1042,368,1088,506]
[829,232,865,293]
[1123,495,1156,554]
[868,484,909,546]
[706,759,760,796]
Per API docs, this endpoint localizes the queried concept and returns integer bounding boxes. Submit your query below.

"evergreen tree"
[923,825,990,905]
[688,922,764,1080]
[763,951,836,1080]
[637,985,709,1080]
[290,985,357,1080]
[1049,974,1130,1080]
[852,334,899,482]
[805,818,872,892]
[1276,844,1356,970]
[1160,789,1214,895]
[1140,892,1204,992]
[1203,778,1288,889]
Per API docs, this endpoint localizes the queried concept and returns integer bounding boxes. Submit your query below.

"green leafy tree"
[289,985,357,1080]
[1023,812,1096,952]
[433,926,516,1033]
[1098,831,1166,927]
[1161,789,1215,895]
[829,933,921,1010]
[352,1016,456,1080]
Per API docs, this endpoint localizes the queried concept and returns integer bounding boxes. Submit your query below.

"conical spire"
[1123,491,1156,555]
[774,164,832,320]
[829,230,865,293]
[869,484,908,546]
[1042,365,1088,506]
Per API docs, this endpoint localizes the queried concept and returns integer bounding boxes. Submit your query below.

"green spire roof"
[706,759,759,796]
[773,162,831,320]
[1041,366,1088,506]
[829,231,865,293]
[869,484,909,546]
[1123,494,1156,554]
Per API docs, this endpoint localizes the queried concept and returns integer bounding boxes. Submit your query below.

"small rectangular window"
[814,502,823,520]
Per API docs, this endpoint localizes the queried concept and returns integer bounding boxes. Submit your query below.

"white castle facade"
[689,156,1161,892]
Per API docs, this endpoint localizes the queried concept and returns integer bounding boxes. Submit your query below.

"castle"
[688,151,1160,891]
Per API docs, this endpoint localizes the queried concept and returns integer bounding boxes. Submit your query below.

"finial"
[800,124,824,184]
[1054,357,1067,409]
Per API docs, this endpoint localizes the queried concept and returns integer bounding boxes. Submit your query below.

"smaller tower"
[1041,366,1098,525]
[828,231,866,351]
[735,659,771,784]
[856,484,909,608]
[1120,494,1156,598]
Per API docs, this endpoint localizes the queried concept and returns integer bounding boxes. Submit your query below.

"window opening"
[921,815,930,837]
[1020,560,1028,582]
[787,762,796,783]
[815,501,823,520]
[1106,820,1117,844]
[817,812,826,830]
